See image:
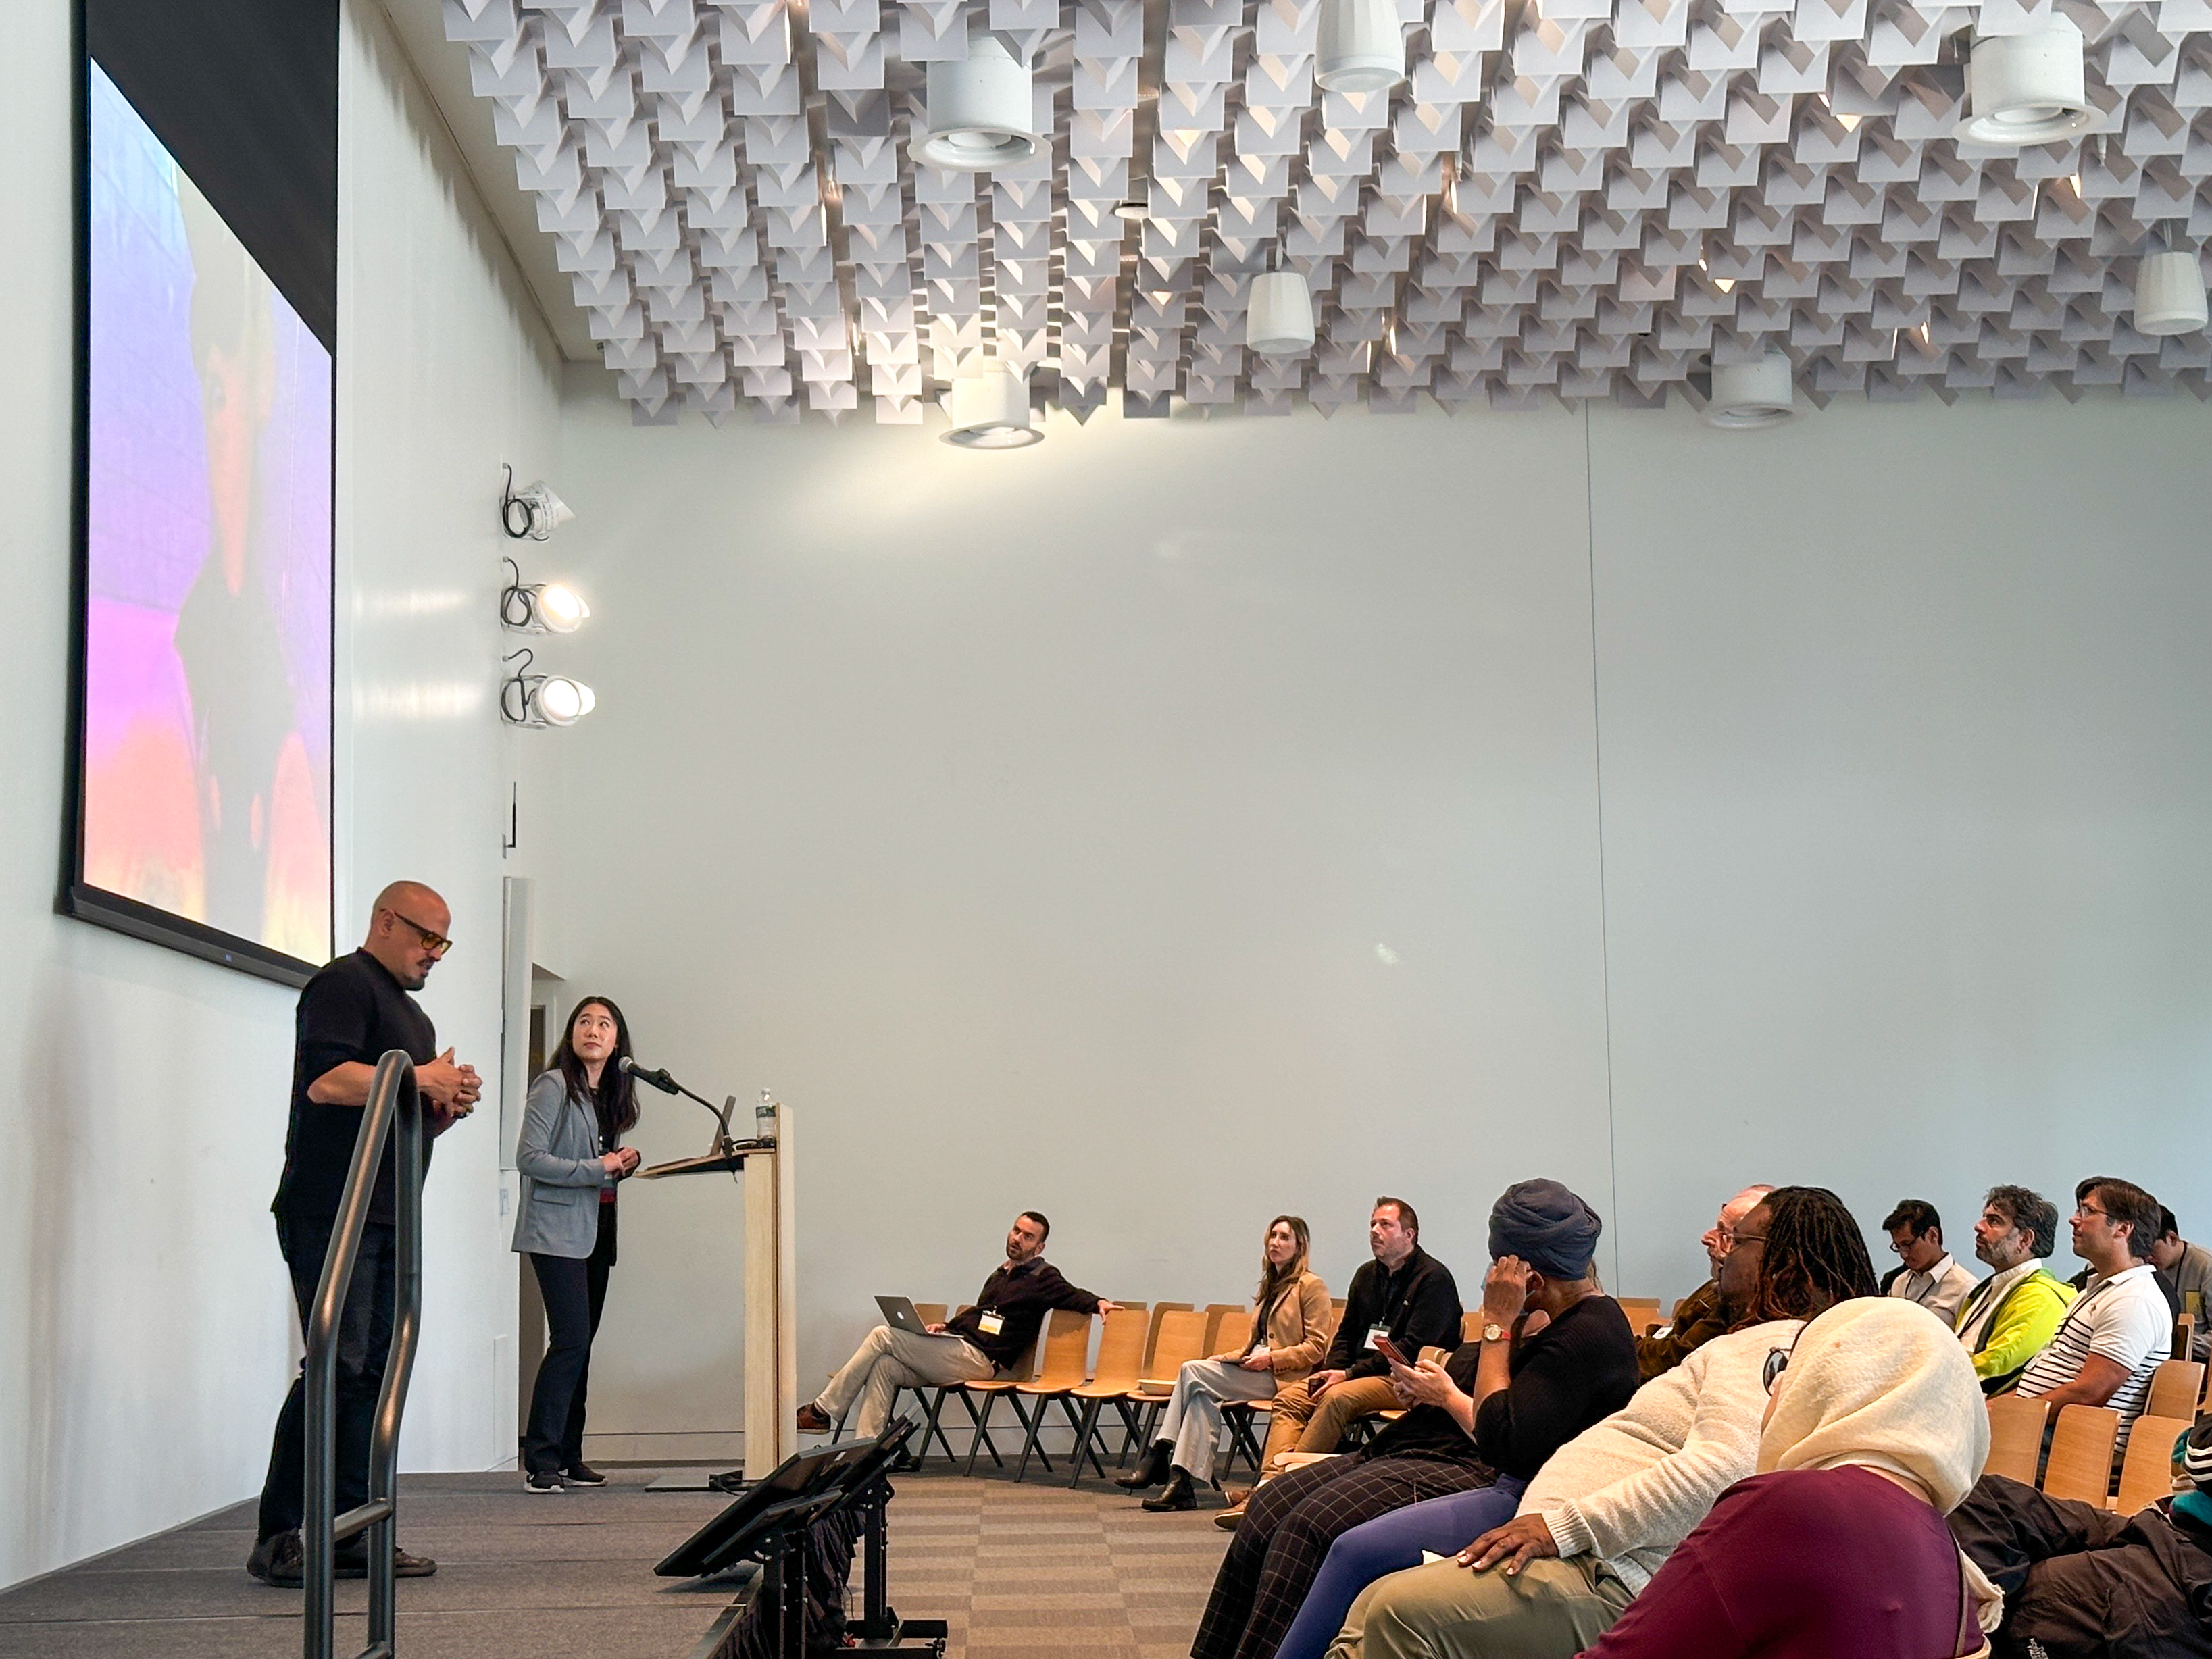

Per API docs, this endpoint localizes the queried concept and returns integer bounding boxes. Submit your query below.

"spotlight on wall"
[1247,269,1317,355]
[1316,0,1406,95]
[1958,19,2092,146]
[499,557,591,634]
[920,36,1038,170]
[1703,352,1798,430]
[940,363,1042,448]
[501,463,574,540]
[2134,247,2209,336]
[501,648,596,728]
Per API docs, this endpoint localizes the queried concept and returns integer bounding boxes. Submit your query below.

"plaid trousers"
[1190,1451,1494,1659]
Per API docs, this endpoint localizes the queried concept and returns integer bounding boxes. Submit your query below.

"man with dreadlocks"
[1316,1186,1880,1659]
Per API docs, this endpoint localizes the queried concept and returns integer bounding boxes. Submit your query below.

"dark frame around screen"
[61,0,338,990]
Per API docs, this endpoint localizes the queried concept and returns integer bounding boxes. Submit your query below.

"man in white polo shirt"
[2015,1175,2171,1449]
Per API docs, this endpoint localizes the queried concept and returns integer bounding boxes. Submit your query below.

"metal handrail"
[303,1050,425,1659]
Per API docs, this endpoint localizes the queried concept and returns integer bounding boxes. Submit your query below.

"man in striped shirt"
[2015,1175,2172,1448]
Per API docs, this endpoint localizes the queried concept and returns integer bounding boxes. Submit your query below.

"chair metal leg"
[1013,1392,1057,1482]
[964,1392,1003,1477]
[1067,1398,1103,1490]
[911,1388,959,1466]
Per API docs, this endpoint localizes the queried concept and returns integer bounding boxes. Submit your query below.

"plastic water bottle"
[755,1090,778,1142]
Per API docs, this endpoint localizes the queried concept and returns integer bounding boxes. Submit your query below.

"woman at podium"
[513,996,643,1493]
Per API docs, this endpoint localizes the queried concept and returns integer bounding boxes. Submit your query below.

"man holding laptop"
[797,1210,1120,1438]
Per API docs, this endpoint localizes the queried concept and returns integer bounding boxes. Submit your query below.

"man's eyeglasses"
[2074,1204,2109,1221]
[1762,1345,1792,1393]
[384,908,453,958]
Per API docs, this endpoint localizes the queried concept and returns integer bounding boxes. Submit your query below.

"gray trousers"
[815,1324,996,1437]
[1155,1357,1278,1483]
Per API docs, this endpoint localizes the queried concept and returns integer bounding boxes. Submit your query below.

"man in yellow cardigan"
[1955,1185,2076,1394]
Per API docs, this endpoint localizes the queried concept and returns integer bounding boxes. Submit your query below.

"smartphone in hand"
[1373,1334,1413,1371]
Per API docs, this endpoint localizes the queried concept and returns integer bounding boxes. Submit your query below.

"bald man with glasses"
[247,882,483,1589]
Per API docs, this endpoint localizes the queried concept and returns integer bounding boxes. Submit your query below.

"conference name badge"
[978,1310,1005,1337]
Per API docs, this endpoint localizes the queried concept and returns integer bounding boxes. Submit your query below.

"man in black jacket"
[1223,1198,1461,1518]
[799,1210,1118,1438]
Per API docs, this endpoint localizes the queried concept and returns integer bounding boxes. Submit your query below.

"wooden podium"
[636,1097,798,1478]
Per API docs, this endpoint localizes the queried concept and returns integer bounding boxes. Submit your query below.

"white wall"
[536,382,2212,1454]
[0,0,559,1589]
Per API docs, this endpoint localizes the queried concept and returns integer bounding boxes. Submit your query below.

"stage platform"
[0,1464,1228,1659]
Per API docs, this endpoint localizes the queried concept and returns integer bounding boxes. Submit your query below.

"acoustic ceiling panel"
[441,0,2212,423]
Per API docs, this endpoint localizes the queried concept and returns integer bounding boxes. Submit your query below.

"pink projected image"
[83,66,332,965]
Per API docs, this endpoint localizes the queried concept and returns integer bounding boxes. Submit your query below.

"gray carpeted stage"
[0,1466,1229,1659]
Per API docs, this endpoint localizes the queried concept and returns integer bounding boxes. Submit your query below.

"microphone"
[618,1056,679,1094]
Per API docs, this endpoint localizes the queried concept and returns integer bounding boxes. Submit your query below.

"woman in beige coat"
[1121,1216,1332,1510]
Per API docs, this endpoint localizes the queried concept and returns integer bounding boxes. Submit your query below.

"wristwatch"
[1482,1321,1506,1344]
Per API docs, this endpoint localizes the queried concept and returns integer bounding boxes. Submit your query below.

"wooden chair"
[1010,1309,1101,1481]
[958,1320,1047,1477]
[2146,1359,2205,1423]
[1142,1302,1194,1376]
[2111,1413,2192,1514]
[1063,1305,1151,1486]
[2040,1404,2121,1504]
[1984,1394,2048,1486]
[1617,1298,1663,1337]
[1202,1303,1247,1358]
[1132,1309,1211,1449]
[1461,1310,1484,1342]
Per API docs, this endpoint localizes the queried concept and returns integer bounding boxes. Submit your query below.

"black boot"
[1115,1441,1173,1491]
[1142,1468,1197,1512]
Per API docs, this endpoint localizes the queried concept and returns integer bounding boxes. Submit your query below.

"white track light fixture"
[1705,353,1798,429]
[2134,248,2209,336]
[1247,270,1317,355]
[1959,19,2093,145]
[499,557,591,634]
[501,649,596,729]
[920,36,1038,170]
[1316,0,1406,95]
[500,464,574,540]
[940,363,1042,448]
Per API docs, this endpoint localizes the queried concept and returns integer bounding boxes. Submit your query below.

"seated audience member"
[2149,1208,2212,1362]
[1317,1185,1881,1659]
[1120,1215,1331,1511]
[1225,1198,1461,1516]
[796,1210,1117,1439]
[2016,1177,2171,1447]
[1576,1298,1998,1659]
[1882,1198,1980,1323]
[1189,1182,1636,1659]
[1951,1416,2212,1659]
[1953,1184,2074,1394]
[1635,1185,1772,1381]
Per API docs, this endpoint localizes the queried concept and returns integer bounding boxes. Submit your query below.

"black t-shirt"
[274,950,438,1225]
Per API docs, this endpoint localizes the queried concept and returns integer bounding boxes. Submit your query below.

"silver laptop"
[876,1295,950,1337]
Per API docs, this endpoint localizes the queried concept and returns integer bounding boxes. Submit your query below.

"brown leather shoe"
[1213,1496,1249,1532]
[796,1402,834,1434]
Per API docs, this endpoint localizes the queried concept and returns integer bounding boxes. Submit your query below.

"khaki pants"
[1259,1374,1403,1475]
[1323,1554,1634,1659]
[815,1325,996,1437]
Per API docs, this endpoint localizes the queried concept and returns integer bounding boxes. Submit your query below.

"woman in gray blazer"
[513,996,642,1492]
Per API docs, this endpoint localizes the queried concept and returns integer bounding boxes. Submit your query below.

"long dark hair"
[1254,1215,1312,1337]
[1736,1185,1879,1327]
[553,996,639,1143]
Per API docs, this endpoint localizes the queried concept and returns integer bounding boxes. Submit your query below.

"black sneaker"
[524,1469,565,1494]
[563,1462,608,1486]
[246,1531,303,1588]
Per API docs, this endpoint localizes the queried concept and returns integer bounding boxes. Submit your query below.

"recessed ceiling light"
[1959,20,2093,146]
[920,37,1038,170]
[1112,198,1148,221]
[940,364,1042,448]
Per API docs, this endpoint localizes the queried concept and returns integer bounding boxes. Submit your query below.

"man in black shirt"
[1230,1198,1461,1512]
[797,1210,1120,1439]
[246,882,482,1588]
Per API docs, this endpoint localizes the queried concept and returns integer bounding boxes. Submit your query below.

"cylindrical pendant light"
[2134,249,2209,336]
[1247,270,1316,355]
[920,36,1038,170]
[1959,18,2092,145]
[1705,353,1796,430]
[940,365,1041,447]
[1315,0,1405,95]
